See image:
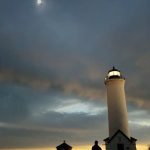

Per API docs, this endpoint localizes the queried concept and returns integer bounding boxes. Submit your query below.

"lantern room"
[105,66,124,83]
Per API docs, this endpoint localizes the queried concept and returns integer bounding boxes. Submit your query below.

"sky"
[0,0,150,150]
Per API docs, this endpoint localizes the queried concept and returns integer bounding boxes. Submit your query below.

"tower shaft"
[106,78,130,137]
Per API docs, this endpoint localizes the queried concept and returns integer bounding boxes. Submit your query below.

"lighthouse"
[104,67,137,150]
[105,67,129,137]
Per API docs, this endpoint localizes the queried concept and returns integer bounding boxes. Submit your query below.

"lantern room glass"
[108,71,121,78]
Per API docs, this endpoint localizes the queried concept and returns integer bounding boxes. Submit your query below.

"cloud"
[0,111,108,148]
[0,68,106,101]
[0,0,150,148]
[0,82,108,148]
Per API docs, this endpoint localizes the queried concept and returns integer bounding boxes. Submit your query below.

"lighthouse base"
[104,130,137,150]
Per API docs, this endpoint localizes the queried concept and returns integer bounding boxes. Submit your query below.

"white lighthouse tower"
[104,67,137,150]
[105,67,129,137]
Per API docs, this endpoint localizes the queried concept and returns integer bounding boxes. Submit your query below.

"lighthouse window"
[108,71,120,77]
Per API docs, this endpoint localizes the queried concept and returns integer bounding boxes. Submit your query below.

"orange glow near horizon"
[0,144,148,150]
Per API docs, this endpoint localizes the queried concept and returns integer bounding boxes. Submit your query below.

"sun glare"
[37,0,42,5]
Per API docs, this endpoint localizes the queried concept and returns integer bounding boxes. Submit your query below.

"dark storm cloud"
[30,111,107,130]
[0,82,107,147]
[0,0,149,104]
[0,68,105,100]
[0,0,150,148]
[0,84,32,123]
[0,94,108,148]
[0,123,106,148]
[0,82,105,123]
[0,127,74,148]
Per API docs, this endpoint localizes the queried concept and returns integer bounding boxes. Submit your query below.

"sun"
[37,0,42,5]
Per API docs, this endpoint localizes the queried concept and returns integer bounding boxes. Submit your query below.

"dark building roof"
[103,130,137,144]
[56,141,72,149]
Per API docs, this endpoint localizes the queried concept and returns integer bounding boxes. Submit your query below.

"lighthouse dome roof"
[108,66,120,73]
